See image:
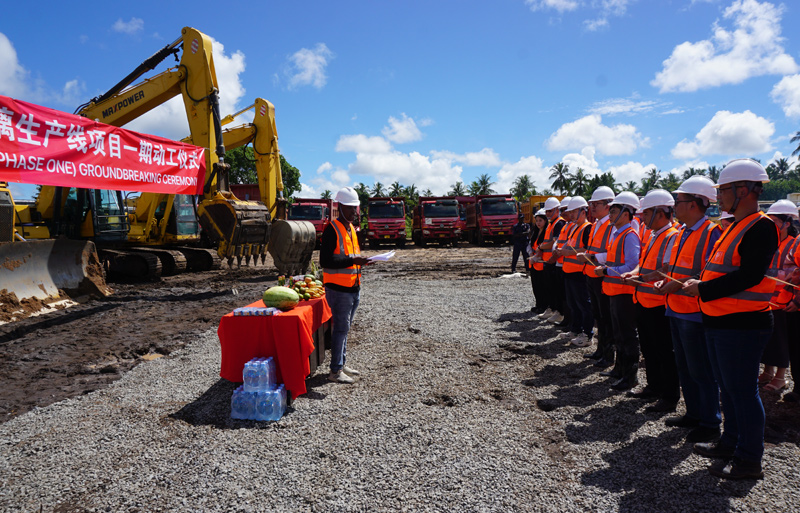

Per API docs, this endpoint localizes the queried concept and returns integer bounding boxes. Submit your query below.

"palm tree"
[449,181,467,196]
[371,181,385,196]
[403,184,418,202]
[681,167,706,180]
[624,181,640,194]
[588,171,619,193]
[571,168,589,198]
[791,130,800,156]
[640,167,661,194]
[707,165,721,182]
[389,181,404,197]
[549,162,573,195]
[510,174,536,201]
[470,174,496,195]
[767,158,791,180]
[661,172,681,192]
[321,190,332,199]
[422,188,433,197]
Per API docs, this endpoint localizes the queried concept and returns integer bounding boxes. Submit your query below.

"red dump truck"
[287,198,338,248]
[365,197,407,248]
[412,196,461,247]
[463,194,519,245]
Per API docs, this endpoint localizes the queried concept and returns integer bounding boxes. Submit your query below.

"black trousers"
[609,293,639,381]
[786,311,800,392]
[761,309,790,368]
[530,269,547,310]
[511,245,528,273]
[543,264,566,315]
[587,276,613,360]
[635,303,680,403]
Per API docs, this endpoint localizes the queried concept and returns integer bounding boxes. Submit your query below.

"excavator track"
[99,249,162,281]
[128,247,188,276]
[174,247,222,272]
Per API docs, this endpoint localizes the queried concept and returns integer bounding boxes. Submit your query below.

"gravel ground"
[1,267,798,512]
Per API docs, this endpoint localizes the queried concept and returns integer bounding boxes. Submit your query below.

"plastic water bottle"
[265,357,276,390]
[231,385,247,420]
[243,360,259,392]
[255,391,271,421]
[242,391,256,420]
[272,384,286,420]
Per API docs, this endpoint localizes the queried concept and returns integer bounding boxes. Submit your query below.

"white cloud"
[771,74,800,119]
[429,148,502,167]
[561,147,602,175]
[317,162,333,174]
[589,97,662,116]
[0,32,30,98]
[546,114,647,156]
[670,110,774,159]
[606,161,659,187]
[346,151,463,196]
[285,43,333,90]
[335,134,393,154]
[525,0,579,12]
[112,18,144,35]
[652,0,799,93]
[125,37,246,140]
[495,155,549,193]
[382,113,423,143]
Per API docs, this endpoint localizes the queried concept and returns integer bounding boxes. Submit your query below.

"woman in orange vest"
[320,187,373,384]
[536,197,566,323]
[557,197,594,347]
[684,159,779,480]
[528,209,549,314]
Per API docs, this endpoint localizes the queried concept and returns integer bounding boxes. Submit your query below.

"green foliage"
[321,190,332,199]
[280,155,301,198]
[448,181,467,196]
[224,147,301,198]
[762,179,800,201]
[468,174,496,195]
[510,174,536,201]
[549,162,572,195]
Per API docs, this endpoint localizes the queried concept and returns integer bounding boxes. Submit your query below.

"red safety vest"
[323,219,362,288]
[562,221,592,274]
[634,225,679,308]
[583,218,612,277]
[602,226,637,296]
[699,212,778,316]
[665,220,720,314]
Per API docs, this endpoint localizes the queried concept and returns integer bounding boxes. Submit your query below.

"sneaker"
[708,457,763,480]
[570,333,591,347]
[342,365,361,376]
[328,370,354,384]
[537,308,554,320]
[665,415,700,428]
[546,312,565,324]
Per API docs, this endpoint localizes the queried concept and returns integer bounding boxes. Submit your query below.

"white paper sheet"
[367,250,396,262]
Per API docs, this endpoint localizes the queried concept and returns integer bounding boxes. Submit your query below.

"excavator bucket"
[197,196,271,265]
[0,240,112,314]
[268,220,316,276]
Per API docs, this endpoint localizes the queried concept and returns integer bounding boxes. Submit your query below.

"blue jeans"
[325,287,360,373]
[669,317,721,428]
[705,327,771,463]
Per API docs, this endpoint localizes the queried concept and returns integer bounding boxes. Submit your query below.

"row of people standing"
[525,158,800,481]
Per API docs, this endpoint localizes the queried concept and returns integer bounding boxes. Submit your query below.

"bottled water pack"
[231,357,286,421]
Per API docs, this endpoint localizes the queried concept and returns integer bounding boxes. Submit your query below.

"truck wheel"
[452,240,459,248]
[397,238,406,248]
[419,238,427,248]
[478,232,485,247]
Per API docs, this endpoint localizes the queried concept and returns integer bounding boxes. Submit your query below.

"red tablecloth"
[218,297,331,399]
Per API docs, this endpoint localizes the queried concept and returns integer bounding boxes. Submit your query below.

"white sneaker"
[342,365,360,376]
[537,308,554,320]
[547,312,565,324]
[328,371,354,384]
[570,333,591,347]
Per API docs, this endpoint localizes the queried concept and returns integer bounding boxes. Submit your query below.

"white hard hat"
[609,191,640,211]
[767,199,799,218]
[559,197,571,209]
[543,197,561,210]
[566,196,588,212]
[589,186,615,202]
[535,208,547,217]
[640,189,675,210]
[674,175,717,203]
[334,186,360,206]
[717,158,770,186]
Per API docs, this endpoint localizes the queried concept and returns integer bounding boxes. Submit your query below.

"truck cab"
[366,197,407,249]
[412,197,461,247]
[287,198,338,248]
[464,195,518,246]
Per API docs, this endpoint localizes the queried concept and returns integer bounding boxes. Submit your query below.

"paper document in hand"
[368,250,396,262]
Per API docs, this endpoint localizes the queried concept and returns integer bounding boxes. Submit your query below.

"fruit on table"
[293,277,325,301]
[263,286,300,311]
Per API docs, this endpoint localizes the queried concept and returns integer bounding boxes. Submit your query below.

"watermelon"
[263,286,300,311]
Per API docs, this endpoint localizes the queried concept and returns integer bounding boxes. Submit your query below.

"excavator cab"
[51,187,129,243]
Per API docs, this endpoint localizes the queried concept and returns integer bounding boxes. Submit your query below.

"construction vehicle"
[463,194,519,245]
[1,182,111,319]
[365,197,407,249]
[287,198,338,248]
[411,197,460,247]
[521,195,567,224]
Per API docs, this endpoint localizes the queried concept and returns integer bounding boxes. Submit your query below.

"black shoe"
[584,350,602,360]
[593,358,613,369]
[626,387,659,400]
[645,400,678,413]
[599,368,622,378]
[708,457,763,480]
[693,441,736,459]
[610,377,637,391]
[665,415,700,428]
[686,426,721,443]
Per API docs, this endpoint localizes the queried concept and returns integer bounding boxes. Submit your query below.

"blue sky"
[2,0,800,200]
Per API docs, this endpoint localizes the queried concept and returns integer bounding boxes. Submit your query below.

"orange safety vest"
[602,226,637,296]
[554,221,577,265]
[699,212,778,317]
[775,237,800,305]
[769,235,796,309]
[562,221,592,274]
[323,219,362,288]
[531,236,544,271]
[634,225,679,308]
[665,219,720,314]
[541,217,564,264]
[639,223,651,246]
[583,218,612,277]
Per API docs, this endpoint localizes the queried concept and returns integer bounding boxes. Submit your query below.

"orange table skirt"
[218,297,332,399]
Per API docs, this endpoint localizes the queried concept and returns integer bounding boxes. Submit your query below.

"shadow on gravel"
[581,433,755,513]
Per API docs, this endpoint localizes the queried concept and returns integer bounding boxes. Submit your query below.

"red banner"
[0,95,206,195]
